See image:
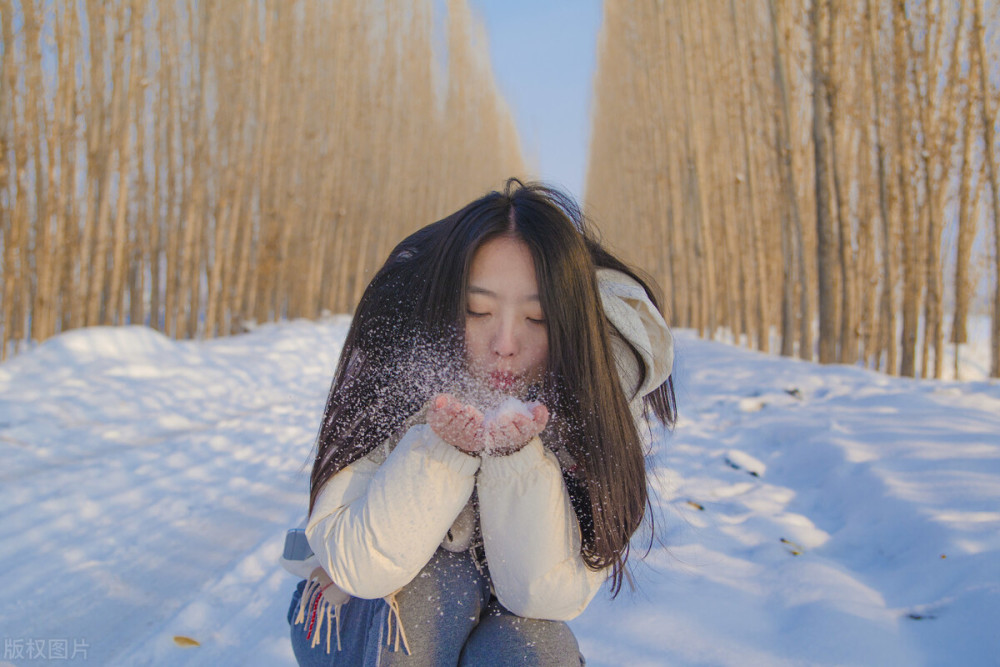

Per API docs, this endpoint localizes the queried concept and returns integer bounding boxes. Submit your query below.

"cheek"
[463,325,487,366]
[529,331,549,372]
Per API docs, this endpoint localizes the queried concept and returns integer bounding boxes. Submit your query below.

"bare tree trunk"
[176,0,213,338]
[854,4,880,370]
[730,0,769,352]
[129,19,149,329]
[77,0,106,328]
[827,0,858,365]
[24,0,52,342]
[952,65,976,370]
[694,1,735,341]
[813,0,838,364]
[640,1,675,322]
[661,3,692,328]
[679,0,716,339]
[769,0,809,358]
[1,0,18,358]
[85,0,132,328]
[108,0,143,326]
[972,0,1000,377]
[160,0,180,336]
[894,0,920,377]
[53,4,78,335]
[892,0,920,377]
[232,2,276,331]
[865,0,898,373]
[854,9,878,369]
[916,0,963,379]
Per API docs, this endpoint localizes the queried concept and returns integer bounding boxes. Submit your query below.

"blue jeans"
[288,547,584,665]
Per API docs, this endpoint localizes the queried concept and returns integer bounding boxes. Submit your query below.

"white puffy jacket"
[302,268,673,621]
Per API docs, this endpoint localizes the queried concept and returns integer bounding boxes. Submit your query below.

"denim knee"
[459,600,584,666]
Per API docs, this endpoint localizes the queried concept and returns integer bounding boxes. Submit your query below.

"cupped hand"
[427,394,486,455]
[483,403,549,456]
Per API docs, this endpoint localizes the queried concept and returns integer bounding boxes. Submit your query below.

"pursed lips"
[489,371,519,390]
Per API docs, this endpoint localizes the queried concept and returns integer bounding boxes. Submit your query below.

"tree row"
[586,0,1000,378]
[0,0,524,358]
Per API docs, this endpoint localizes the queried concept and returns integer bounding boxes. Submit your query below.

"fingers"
[494,405,547,438]
[428,394,485,454]
[506,413,535,439]
[484,404,548,455]
[429,395,550,456]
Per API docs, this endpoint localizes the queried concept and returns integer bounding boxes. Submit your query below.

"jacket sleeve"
[476,439,607,621]
[305,423,481,599]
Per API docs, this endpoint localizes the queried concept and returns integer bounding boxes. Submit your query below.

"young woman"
[286,180,675,666]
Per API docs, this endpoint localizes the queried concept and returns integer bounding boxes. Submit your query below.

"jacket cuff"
[479,437,548,480]
[410,424,482,476]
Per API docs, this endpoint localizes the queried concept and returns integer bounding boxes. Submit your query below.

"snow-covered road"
[1,321,997,665]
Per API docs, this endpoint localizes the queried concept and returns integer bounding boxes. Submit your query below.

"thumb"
[532,404,549,428]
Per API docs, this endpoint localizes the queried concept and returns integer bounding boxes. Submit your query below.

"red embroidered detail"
[306,588,321,640]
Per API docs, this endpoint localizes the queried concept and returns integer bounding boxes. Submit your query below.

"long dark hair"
[309,179,676,595]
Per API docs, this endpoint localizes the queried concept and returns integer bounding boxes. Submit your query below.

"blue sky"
[467,0,603,203]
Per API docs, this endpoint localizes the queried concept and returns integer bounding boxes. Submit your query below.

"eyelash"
[466,309,546,325]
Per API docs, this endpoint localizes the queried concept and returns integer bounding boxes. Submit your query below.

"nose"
[490,317,518,358]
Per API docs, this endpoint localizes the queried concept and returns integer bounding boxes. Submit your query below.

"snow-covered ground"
[1,320,997,666]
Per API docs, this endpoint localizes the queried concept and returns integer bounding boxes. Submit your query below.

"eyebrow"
[468,285,541,302]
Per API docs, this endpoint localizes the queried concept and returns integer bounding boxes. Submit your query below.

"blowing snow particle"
[483,397,539,426]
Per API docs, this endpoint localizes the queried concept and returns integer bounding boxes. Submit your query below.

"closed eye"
[528,317,546,324]
[466,309,489,318]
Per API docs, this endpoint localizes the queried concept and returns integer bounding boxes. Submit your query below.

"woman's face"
[464,235,549,393]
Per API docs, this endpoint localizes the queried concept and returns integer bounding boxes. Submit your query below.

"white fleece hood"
[596,267,674,402]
